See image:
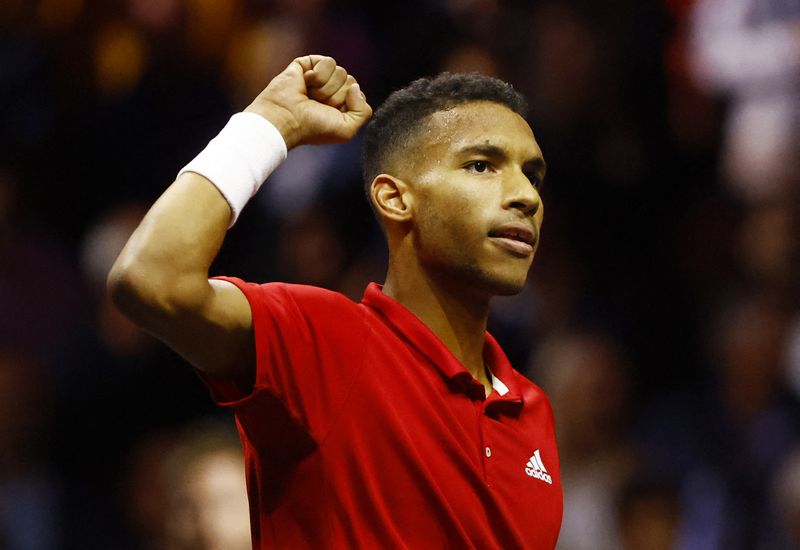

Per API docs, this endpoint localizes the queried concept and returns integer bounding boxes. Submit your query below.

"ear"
[370,174,413,223]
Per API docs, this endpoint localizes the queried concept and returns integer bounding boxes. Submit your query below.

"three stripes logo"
[524,449,552,484]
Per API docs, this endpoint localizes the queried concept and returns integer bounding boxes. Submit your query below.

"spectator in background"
[78,203,157,360]
[688,0,800,203]
[733,199,799,296]
[758,447,800,550]
[123,431,179,549]
[702,289,799,546]
[785,312,800,403]
[762,446,800,548]
[530,329,638,550]
[615,475,682,550]
[52,202,217,548]
[639,288,800,549]
[157,420,251,550]
[122,419,250,550]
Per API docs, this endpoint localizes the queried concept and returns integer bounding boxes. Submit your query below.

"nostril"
[509,199,538,216]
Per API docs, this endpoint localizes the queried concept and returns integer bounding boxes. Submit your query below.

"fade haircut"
[361,72,528,197]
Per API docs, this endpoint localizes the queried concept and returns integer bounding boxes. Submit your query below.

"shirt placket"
[482,429,494,485]
[476,397,494,486]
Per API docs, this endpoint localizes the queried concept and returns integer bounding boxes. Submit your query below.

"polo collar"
[361,283,524,412]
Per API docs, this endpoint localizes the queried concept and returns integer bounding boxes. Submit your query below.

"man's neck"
[382,266,491,387]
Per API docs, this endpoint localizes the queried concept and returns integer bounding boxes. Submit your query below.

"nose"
[503,169,541,217]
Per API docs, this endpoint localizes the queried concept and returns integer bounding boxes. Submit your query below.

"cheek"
[411,172,496,251]
[414,204,480,262]
[418,193,484,241]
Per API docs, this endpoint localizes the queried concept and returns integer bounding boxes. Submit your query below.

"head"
[158,420,251,550]
[707,289,792,420]
[362,73,545,297]
[616,476,681,550]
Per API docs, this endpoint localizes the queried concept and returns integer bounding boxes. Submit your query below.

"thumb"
[343,83,373,126]
[281,58,307,85]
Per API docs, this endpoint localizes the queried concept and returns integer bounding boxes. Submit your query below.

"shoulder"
[514,369,556,416]
[276,282,358,306]
[267,282,361,317]
[214,277,362,323]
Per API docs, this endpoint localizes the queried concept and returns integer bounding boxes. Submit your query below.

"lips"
[488,223,537,256]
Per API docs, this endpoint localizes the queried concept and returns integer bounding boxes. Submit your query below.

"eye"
[525,171,544,190]
[466,160,491,173]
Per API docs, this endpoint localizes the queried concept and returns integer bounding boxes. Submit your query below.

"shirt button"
[485,446,492,458]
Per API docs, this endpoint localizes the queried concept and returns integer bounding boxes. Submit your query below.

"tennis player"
[109,55,561,548]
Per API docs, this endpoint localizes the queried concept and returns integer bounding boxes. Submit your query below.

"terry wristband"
[177,112,288,227]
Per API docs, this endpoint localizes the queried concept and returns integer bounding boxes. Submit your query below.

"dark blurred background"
[1,0,799,548]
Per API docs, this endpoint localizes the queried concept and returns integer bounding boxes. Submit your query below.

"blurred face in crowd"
[164,448,251,550]
[394,101,545,297]
[618,492,679,550]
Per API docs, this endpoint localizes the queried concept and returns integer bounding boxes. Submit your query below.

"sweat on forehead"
[361,72,528,193]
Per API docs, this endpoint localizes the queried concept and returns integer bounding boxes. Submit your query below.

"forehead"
[420,101,541,159]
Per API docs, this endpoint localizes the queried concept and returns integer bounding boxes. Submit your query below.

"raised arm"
[107,56,372,386]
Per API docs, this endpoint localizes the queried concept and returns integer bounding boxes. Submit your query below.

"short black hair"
[361,72,528,195]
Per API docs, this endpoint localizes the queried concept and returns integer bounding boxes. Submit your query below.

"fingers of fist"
[327,75,359,110]
[297,55,336,86]
[309,66,348,105]
[296,56,358,109]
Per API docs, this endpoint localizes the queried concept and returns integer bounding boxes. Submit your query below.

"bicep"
[158,278,255,387]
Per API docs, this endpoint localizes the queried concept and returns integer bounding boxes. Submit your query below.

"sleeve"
[199,277,369,446]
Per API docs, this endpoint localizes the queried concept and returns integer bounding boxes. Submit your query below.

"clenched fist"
[244,55,372,149]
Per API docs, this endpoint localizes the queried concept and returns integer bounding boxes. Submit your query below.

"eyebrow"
[457,144,547,176]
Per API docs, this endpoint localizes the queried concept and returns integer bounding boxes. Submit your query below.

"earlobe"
[371,174,412,222]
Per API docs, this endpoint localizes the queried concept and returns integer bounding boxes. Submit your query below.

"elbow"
[107,255,132,305]
[107,259,164,327]
[107,255,181,331]
[107,256,209,329]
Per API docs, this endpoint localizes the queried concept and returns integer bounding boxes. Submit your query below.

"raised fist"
[244,55,372,149]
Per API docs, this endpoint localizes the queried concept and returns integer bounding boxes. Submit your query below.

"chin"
[428,253,530,297]
[488,277,527,296]
[469,268,529,297]
[484,262,532,296]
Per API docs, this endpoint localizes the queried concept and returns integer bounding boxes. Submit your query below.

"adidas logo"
[524,449,552,484]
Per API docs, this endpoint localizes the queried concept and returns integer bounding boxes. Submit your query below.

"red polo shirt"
[203,279,562,549]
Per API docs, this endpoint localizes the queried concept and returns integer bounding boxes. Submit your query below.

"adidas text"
[524,449,553,484]
[524,467,553,484]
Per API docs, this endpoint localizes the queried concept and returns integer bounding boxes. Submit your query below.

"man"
[158,420,252,550]
[109,55,562,548]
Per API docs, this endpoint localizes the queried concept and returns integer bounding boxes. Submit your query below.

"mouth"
[488,223,537,257]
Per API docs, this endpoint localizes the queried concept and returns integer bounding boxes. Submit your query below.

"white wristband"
[178,112,288,227]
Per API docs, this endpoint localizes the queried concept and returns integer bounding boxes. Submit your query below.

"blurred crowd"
[1,0,799,548]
